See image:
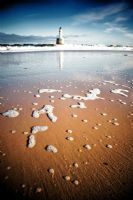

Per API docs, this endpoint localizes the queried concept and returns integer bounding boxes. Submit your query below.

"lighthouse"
[56,27,64,45]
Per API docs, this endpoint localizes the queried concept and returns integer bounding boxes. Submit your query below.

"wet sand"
[0,77,133,200]
[0,51,133,200]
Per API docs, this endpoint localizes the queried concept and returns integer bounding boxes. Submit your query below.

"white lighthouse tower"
[56,27,64,45]
[59,27,62,38]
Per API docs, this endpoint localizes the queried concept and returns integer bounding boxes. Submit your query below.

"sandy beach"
[0,51,133,200]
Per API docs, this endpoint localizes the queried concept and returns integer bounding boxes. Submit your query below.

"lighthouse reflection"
[58,51,64,70]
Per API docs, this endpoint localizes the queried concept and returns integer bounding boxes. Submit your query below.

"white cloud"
[105,25,127,33]
[114,16,128,22]
[105,22,133,39]
[125,32,133,39]
[72,3,127,25]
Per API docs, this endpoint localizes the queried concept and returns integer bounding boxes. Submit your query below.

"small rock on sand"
[50,100,54,103]
[83,144,92,150]
[112,118,117,121]
[73,163,79,168]
[4,176,9,180]
[64,176,71,181]
[106,144,113,148]
[23,131,29,135]
[82,119,88,123]
[72,114,78,118]
[6,166,11,170]
[93,126,98,130]
[21,184,26,188]
[28,91,32,94]
[49,96,54,99]
[112,122,119,126]
[35,187,42,193]
[97,123,102,126]
[11,130,16,134]
[34,94,40,98]
[106,135,112,139]
[48,168,55,176]
[66,136,74,141]
[73,180,79,186]
[66,130,72,133]
[101,113,107,116]
[71,102,87,109]
[32,102,38,106]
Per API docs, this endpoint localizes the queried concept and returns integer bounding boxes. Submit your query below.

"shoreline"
[0,44,133,53]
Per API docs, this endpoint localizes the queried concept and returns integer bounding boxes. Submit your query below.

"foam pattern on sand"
[27,126,48,148]
[32,105,57,122]
[28,135,36,148]
[39,89,61,94]
[1,109,19,118]
[111,89,129,97]
[31,126,48,134]
[63,88,104,101]
[45,145,58,153]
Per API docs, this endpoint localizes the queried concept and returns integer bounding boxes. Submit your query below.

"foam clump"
[85,88,104,100]
[2,109,19,118]
[60,97,66,100]
[111,89,129,97]
[63,94,72,98]
[44,105,57,122]
[70,102,87,109]
[45,145,58,153]
[63,88,104,101]
[47,112,57,122]
[32,104,57,122]
[27,125,48,148]
[27,135,36,148]
[39,89,61,94]
[32,110,40,118]
[31,126,48,134]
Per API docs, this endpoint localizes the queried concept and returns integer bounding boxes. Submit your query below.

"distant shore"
[0,44,133,53]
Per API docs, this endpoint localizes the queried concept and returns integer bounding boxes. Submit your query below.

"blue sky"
[0,0,133,45]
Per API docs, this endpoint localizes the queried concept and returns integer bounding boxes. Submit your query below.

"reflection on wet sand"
[58,51,64,70]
